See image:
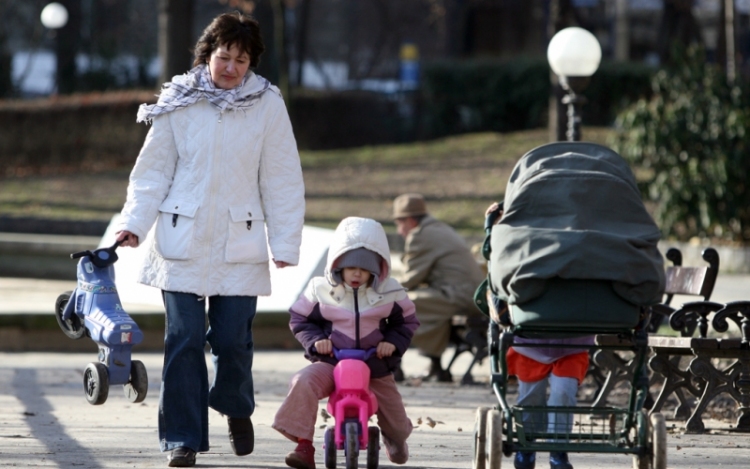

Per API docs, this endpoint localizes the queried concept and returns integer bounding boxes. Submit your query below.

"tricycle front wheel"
[83,362,109,405]
[344,422,359,469]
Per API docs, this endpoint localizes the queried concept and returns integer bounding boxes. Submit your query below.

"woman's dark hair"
[193,12,265,68]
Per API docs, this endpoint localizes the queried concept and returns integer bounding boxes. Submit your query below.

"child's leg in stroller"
[517,377,549,434]
[546,375,578,436]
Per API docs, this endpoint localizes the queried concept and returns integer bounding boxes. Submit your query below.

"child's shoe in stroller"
[513,451,536,469]
[383,435,409,464]
[285,439,316,469]
[549,452,573,469]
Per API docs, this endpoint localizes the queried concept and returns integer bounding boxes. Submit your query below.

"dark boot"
[167,447,196,467]
[227,416,254,456]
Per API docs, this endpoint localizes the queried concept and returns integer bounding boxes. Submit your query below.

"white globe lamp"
[41,2,69,30]
[547,27,602,79]
[547,27,602,142]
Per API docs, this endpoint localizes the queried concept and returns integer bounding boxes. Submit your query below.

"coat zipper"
[353,287,361,349]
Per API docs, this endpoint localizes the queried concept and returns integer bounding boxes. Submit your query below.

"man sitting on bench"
[393,193,486,382]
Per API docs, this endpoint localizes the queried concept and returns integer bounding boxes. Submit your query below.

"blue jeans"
[159,291,257,453]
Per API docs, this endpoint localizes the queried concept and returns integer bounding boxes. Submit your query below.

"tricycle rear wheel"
[55,292,85,340]
[123,359,148,403]
[366,426,379,469]
[324,426,336,469]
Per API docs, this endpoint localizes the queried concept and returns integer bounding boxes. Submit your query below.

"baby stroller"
[472,142,667,469]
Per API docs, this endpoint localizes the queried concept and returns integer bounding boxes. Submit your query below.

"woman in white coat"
[115,12,305,468]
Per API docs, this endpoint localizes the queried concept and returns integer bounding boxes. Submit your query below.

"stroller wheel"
[486,409,503,469]
[83,362,109,405]
[55,292,85,340]
[473,406,490,469]
[123,359,148,403]
[650,413,667,469]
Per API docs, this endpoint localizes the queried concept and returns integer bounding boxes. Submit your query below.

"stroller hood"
[490,142,665,307]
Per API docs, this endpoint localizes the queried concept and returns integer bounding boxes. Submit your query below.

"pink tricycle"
[323,348,380,469]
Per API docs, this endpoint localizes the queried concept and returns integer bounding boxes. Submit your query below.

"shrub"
[418,57,653,139]
[612,46,750,242]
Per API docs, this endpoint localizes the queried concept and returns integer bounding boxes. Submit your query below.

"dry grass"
[0,127,616,234]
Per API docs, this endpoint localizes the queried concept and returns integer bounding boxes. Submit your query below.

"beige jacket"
[399,216,485,310]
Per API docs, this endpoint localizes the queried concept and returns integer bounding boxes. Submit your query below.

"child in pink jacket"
[273,217,419,469]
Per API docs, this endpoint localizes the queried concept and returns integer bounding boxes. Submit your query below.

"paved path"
[1,349,749,469]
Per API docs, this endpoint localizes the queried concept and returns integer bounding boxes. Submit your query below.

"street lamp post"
[40,2,70,94]
[547,27,602,142]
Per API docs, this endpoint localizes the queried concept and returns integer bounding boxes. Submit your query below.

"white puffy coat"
[116,73,305,297]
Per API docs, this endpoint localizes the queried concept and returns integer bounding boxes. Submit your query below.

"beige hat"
[393,193,427,219]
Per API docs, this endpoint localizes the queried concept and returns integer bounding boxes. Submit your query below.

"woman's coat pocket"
[154,199,199,260]
[226,205,268,263]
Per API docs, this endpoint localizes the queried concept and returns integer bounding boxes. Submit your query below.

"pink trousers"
[273,361,413,444]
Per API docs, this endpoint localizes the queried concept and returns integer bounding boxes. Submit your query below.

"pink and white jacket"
[289,217,419,378]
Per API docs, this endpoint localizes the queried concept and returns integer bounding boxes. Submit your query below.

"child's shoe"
[285,439,316,469]
[549,452,573,469]
[382,435,409,464]
[514,451,536,469]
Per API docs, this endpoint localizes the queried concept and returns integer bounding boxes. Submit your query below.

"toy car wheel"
[344,421,359,469]
[123,359,148,403]
[366,425,379,469]
[83,362,109,405]
[486,409,503,469]
[650,412,667,469]
[324,426,336,469]
[55,292,85,340]
[473,406,490,469]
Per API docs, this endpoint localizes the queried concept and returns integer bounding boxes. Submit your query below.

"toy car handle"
[333,347,377,361]
[71,240,122,260]
[310,346,377,361]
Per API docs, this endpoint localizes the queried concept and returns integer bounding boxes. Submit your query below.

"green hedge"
[418,58,654,138]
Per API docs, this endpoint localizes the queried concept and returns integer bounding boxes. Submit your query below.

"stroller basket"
[511,406,639,452]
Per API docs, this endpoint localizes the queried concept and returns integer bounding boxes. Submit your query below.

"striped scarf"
[137,64,270,123]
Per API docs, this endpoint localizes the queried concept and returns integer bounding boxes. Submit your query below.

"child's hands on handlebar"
[376,341,396,359]
[314,339,333,356]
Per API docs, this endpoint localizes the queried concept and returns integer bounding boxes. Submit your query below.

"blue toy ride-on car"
[54,240,148,406]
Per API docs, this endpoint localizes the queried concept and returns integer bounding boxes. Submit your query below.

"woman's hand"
[314,339,333,356]
[273,259,291,268]
[376,341,396,359]
[485,202,501,217]
[116,230,140,248]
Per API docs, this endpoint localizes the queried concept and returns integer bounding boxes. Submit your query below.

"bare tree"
[657,0,703,65]
[159,0,194,86]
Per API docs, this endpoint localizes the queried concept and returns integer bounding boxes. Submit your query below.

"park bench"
[641,246,750,433]
[444,313,489,385]
[589,247,718,413]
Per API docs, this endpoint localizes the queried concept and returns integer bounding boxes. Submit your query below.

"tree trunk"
[657,0,703,65]
[56,0,82,94]
[158,0,194,86]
